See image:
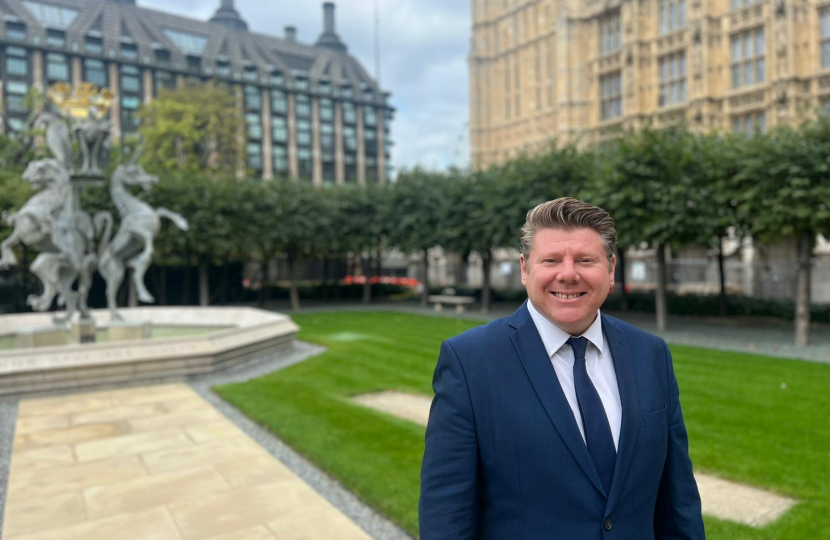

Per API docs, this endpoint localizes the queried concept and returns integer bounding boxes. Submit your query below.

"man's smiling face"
[521,227,615,336]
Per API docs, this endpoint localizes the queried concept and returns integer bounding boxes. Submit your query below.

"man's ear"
[520,254,528,286]
[609,254,617,292]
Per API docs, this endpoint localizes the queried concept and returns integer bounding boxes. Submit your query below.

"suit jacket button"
[603,518,613,531]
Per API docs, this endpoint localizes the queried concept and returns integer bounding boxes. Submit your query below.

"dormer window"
[340,83,353,98]
[46,29,65,47]
[318,79,331,94]
[6,21,26,41]
[216,61,231,77]
[187,55,201,72]
[243,66,258,81]
[294,76,309,90]
[121,42,138,60]
[154,48,170,65]
[270,70,284,86]
[85,34,102,54]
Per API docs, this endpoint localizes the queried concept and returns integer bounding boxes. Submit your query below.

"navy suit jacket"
[419,302,705,540]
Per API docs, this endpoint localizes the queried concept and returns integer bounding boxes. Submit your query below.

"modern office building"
[0,0,393,184]
[469,0,828,168]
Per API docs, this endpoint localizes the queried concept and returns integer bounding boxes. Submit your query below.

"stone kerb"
[0,307,298,396]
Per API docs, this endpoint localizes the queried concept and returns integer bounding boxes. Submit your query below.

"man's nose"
[556,259,579,282]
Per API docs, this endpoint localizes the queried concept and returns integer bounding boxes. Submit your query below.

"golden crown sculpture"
[46,82,115,119]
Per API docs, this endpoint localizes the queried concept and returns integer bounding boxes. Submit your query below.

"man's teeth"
[553,292,584,299]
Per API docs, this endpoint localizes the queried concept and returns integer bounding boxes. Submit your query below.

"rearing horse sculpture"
[95,150,188,320]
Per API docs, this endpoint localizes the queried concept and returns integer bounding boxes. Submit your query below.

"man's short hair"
[520,197,617,265]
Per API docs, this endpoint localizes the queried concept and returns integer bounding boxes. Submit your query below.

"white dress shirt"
[526,301,622,450]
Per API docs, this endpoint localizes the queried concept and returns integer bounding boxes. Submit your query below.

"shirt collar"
[526,300,605,360]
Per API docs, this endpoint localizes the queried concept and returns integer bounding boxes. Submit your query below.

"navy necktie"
[567,336,616,493]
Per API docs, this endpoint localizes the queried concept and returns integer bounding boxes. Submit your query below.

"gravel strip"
[189,342,415,540]
[0,396,19,539]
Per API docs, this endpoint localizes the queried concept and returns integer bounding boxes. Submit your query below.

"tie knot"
[567,337,588,361]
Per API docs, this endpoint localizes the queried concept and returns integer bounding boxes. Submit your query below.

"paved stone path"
[3,383,373,540]
[351,390,797,528]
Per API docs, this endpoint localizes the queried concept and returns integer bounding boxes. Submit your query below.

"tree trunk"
[794,231,813,347]
[655,243,668,331]
[362,253,372,304]
[219,264,230,305]
[288,255,300,311]
[717,242,728,317]
[198,259,210,307]
[617,248,629,312]
[375,243,382,278]
[421,249,430,307]
[322,257,330,301]
[481,250,492,314]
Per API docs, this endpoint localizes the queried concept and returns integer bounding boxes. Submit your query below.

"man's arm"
[654,341,706,540]
[419,339,479,540]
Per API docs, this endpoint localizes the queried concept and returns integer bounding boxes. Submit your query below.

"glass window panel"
[6,57,28,76]
[272,116,287,142]
[163,29,208,55]
[756,58,765,82]
[732,65,741,87]
[733,117,742,132]
[732,36,741,61]
[823,10,830,38]
[271,90,287,114]
[679,0,686,27]
[744,33,752,57]
[6,22,26,40]
[22,1,78,29]
[756,28,764,54]
[823,42,830,68]
[744,61,754,85]
[273,145,288,172]
[46,53,69,81]
[757,112,766,132]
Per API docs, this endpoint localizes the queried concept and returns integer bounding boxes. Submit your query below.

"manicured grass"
[214,311,830,539]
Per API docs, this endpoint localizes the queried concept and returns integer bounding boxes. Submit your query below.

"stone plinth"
[14,326,68,348]
[108,320,151,342]
[71,317,97,344]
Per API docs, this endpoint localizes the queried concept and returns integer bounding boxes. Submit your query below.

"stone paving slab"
[2,383,373,540]
[351,390,798,528]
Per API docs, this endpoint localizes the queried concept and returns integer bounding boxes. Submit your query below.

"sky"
[139,0,473,173]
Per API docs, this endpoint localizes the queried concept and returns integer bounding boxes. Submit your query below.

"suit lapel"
[508,302,607,498]
[602,314,641,514]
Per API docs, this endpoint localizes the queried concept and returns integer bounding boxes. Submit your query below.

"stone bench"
[428,295,475,313]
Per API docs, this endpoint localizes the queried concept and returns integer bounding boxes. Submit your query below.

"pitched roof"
[0,0,388,101]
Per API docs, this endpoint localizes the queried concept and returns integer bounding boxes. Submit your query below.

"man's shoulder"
[444,311,517,356]
[601,313,668,352]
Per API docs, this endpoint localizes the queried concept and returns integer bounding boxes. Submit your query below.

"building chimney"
[285,26,296,42]
[209,0,248,31]
[323,2,335,34]
[315,2,346,52]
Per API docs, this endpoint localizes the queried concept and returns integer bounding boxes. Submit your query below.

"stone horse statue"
[0,159,70,269]
[95,149,188,320]
[0,159,96,322]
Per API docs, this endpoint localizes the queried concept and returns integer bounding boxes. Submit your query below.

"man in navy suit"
[419,198,705,539]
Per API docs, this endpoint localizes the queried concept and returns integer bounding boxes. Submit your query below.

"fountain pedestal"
[108,319,151,341]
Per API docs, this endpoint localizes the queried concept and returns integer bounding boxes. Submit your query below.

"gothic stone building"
[469,0,829,168]
[0,0,393,184]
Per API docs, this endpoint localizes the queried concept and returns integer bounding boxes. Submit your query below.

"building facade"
[0,0,393,184]
[470,0,829,168]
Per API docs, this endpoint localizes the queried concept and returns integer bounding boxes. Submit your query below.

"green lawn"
[214,311,830,539]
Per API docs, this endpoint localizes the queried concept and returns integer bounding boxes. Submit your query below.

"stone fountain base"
[0,307,298,396]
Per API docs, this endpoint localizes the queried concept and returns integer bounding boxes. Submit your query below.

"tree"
[735,116,830,346]
[138,82,242,179]
[389,169,446,306]
[599,127,702,331]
